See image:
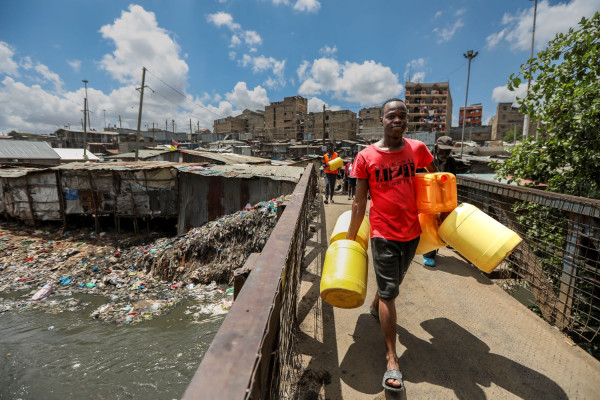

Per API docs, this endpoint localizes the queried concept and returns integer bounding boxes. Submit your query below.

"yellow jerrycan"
[328,157,344,171]
[330,210,370,250]
[414,172,457,214]
[438,203,522,273]
[320,239,368,308]
[415,213,446,255]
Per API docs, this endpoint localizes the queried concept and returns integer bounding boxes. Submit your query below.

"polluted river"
[0,198,282,399]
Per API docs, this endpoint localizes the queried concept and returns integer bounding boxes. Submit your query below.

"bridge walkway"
[296,198,600,399]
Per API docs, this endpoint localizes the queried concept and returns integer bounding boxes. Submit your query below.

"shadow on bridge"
[340,314,567,399]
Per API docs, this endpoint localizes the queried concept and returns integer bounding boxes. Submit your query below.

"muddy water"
[0,293,223,400]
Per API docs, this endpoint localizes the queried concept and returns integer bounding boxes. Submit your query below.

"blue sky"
[0,0,598,134]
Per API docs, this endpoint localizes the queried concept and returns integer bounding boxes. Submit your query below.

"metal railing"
[457,175,600,347]
[182,164,317,399]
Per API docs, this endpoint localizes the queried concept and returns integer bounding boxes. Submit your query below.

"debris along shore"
[0,197,283,324]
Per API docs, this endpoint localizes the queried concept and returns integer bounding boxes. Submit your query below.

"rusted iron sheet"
[182,164,314,400]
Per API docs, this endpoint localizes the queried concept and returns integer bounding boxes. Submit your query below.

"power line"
[145,68,226,119]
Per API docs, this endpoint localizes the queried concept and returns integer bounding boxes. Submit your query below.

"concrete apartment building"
[213,116,246,135]
[459,103,482,127]
[405,82,452,133]
[490,102,537,140]
[306,109,358,141]
[357,106,383,140]
[213,109,266,139]
[264,96,307,141]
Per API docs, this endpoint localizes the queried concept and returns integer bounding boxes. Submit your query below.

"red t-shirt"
[352,139,433,242]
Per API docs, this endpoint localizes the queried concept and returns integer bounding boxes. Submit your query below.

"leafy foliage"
[494,13,600,199]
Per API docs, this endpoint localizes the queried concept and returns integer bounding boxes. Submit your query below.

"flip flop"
[369,305,379,321]
[382,369,404,392]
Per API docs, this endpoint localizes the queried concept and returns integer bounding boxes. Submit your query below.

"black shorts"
[347,177,357,187]
[371,236,420,299]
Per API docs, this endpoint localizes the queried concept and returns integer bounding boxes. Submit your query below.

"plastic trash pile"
[0,197,285,324]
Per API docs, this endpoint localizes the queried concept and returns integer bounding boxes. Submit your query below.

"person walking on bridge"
[346,98,437,392]
[322,142,339,204]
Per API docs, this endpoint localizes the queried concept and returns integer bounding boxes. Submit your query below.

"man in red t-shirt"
[346,98,437,392]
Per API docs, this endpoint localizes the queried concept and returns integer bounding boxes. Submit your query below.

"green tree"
[502,128,518,143]
[494,13,600,199]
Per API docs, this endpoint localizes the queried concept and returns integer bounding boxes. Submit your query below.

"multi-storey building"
[213,116,246,135]
[306,109,357,141]
[490,102,537,141]
[404,82,452,133]
[357,106,383,141]
[264,96,307,141]
[459,103,482,127]
[238,109,265,138]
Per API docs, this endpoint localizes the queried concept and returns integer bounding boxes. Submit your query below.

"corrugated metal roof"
[53,148,100,161]
[180,149,270,165]
[52,161,191,171]
[179,164,304,182]
[56,129,119,136]
[0,167,44,178]
[104,149,172,159]
[0,141,60,160]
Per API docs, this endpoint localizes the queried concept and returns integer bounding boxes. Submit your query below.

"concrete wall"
[177,172,296,234]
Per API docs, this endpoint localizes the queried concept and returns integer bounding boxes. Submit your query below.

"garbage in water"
[0,197,285,324]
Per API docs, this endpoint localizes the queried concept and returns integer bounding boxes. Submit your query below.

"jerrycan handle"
[436,174,448,203]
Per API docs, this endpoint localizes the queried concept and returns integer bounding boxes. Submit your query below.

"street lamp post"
[460,50,478,159]
[523,0,538,141]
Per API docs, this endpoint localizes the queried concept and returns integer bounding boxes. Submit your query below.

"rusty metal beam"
[458,176,600,218]
[182,164,314,400]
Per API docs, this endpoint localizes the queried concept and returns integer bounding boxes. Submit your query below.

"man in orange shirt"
[322,142,339,204]
[346,98,437,392]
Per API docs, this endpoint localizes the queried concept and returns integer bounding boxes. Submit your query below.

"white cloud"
[239,54,286,88]
[67,59,81,72]
[298,58,403,105]
[225,81,270,111]
[206,12,240,30]
[20,56,33,71]
[319,45,337,57]
[0,42,19,76]
[228,51,237,60]
[99,4,189,94]
[433,20,464,43]
[272,0,290,5]
[294,0,321,13]
[486,0,600,51]
[455,8,466,16]
[433,11,442,19]
[297,60,310,81]
[34,63,63,92]
[491,82,529,105]
[244,30,262,46]
[307,97,326,113]
[207,11,262,53]
[404,58,426,82]
[230,34,242,47]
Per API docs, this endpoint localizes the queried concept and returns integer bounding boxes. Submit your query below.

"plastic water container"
[328,157,344,171]
[415,213,446,255]
[438,203,522,273]
[330,210,370,250]
[320,239,368,309]
[414,172,457,214]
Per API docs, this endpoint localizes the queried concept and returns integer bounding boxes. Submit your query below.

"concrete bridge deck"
[296,198,600,399]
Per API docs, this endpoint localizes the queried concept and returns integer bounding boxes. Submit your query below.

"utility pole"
[82,80,88,158]
[119,115,122,129]
[135,67,147,161]
[460,50,478,159]
[322,104,326,145]
[514,123,517,145]
[103,109,107,129]
[523,0,538,141]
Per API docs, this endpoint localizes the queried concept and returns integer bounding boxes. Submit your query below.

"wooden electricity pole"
[135,67,147,161]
